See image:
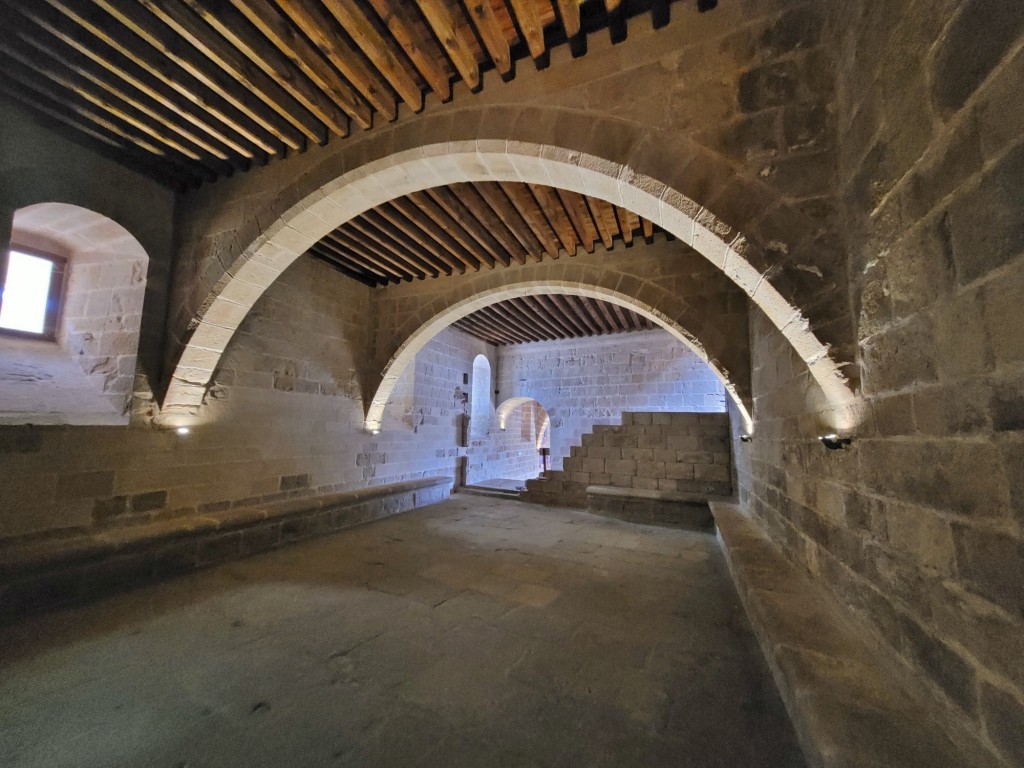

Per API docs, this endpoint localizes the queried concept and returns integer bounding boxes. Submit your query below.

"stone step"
[459,485,522,500]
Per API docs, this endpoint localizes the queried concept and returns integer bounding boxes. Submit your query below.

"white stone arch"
[2,203,149,425]
[368,282,754,434]
[162,141,860,432]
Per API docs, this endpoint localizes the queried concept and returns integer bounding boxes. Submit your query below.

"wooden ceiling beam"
[367,0,452,103]
[521,295,579,339]
[324,231,413,282]
[585,196,617,249]
[413,0,480,90]
[470,314,528,346]
[0,80,194,189]
[540,294,587,336]
[1,55,210,184]
[426,186,511,268]
[528,183,578,255]
[615,205,634,246]
[4,19,236,169]
[349,215,445,278]
[581,296,610,335]
[555,189,597,254]
[476,305,538,344]
[180,0,350,138]
[609,300,634,333]
[450,183,527,265]
[408,191,495,269]
[642,216,655,243]
[308,245,382,286]
[555,0,581,38]
[0,35,226,177]
[43,0,275,157]
[411,0,479,90]
[321,0,424,112]
[556,293,601,336]
[390,197,482,272]
[459,310,530,345]
[277,0,397,122]
[227,0,371,129]
[363,208,455,276]
[488,300,547,341]
[73,0,297,153]
[591,296,622,334]
[345,218,435,279]
[508,0,547,62]
[313,238,395,282]
[135,0,327,146]
[463,0,512,77]
[473,182,545,262]
[14,0,260,161]
[499,182,560,259]
[373,204,464,274]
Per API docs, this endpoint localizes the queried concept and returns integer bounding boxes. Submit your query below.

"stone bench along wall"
[524,412,732,508]
[0,477,451,622]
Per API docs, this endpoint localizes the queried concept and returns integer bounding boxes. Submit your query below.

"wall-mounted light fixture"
[739,434,752,443]
[819,434,852,450]
[176,426,190,436]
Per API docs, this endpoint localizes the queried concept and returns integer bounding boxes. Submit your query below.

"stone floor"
[470,477,529,492]
[0,497,806,768]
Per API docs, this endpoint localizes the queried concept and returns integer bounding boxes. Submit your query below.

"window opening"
[0,248,66,339]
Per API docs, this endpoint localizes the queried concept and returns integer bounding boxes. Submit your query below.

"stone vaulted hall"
[0,1,1022,766]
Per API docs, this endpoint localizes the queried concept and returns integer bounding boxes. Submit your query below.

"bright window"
[0,249,65,339]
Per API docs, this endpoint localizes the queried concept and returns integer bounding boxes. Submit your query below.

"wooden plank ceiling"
[307,180,667,285]
[0,0,692,189]
[453,294,657,344]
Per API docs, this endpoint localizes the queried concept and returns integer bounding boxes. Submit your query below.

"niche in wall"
[0,203,149,425]
[470,353,491,437]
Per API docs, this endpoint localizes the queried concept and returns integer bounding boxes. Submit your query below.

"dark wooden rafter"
[453,294,657,345]
[308,181,663,287]
[473,182,546,262]
[451,183,528,265]
[67,0,296,153]
[463,0,512,78]
[1,0,691,189]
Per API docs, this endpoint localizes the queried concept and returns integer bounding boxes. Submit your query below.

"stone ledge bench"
[712,502,1001,768]
[585,485,727,530]
[0,476,452,623]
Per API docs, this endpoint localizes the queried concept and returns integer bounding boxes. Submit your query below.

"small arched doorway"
[467,397,551,489]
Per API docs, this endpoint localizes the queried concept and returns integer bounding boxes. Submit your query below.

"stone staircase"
[522,412,732,525]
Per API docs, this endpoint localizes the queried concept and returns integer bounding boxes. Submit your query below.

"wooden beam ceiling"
[306,181,667,286]
[453,294,657,344]
[1,0,689,190]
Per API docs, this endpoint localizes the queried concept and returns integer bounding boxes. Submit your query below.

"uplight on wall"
[176,426,190,436]
[818,434,852,451]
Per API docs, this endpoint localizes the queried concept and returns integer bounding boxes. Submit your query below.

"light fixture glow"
[176,426,190,435]
[818,433,851,450]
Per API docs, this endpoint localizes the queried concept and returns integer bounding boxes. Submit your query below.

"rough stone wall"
[736,2,1024,760]
[497,329,726,471]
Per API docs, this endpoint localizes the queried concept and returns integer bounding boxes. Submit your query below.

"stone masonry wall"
[497,329,726,471]
[735,5,1024,761]
[526,411,732,508]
